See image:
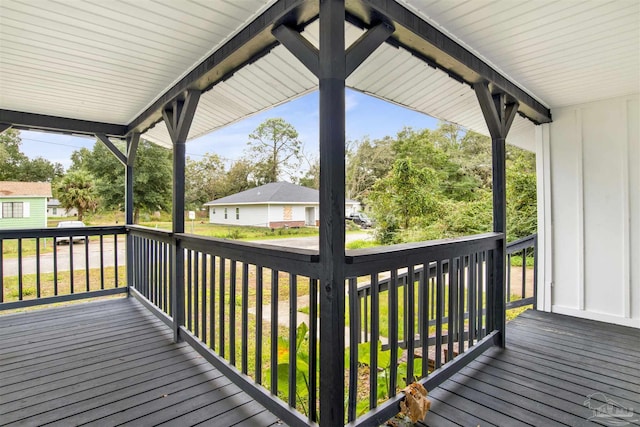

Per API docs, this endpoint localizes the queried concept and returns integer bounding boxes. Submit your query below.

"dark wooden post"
[318,1,346,425]
[125,133,139,294]
[162,90,200,343]
[474,82,518,348]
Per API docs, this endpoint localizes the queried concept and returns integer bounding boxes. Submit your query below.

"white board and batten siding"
[209,204,269,227]
[536,94,639,328]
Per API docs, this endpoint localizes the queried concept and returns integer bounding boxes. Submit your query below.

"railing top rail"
[345,232,503,275]
[127,224,174,243]
[506,233,537,253]
[177,232,319,260]
[0,225,126,240]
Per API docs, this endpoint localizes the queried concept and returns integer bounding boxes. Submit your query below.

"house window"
[212,208,215,214]
[2,202,23,218]
[224,208,227,219]
[52,207,58,215]
[236,208,240,220]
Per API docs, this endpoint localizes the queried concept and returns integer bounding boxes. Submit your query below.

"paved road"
[2,232,373,276]
[2,236,127,276]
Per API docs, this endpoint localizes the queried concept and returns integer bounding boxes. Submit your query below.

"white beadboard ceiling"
[1,0,638,150]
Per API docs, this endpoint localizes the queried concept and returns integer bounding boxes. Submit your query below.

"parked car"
[346,212,373,228]
[56,220,87,245]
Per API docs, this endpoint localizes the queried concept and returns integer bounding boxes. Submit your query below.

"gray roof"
[204,182,358,206]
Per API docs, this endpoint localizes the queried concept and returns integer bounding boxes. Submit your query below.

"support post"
[125,133,139,294]
[162,90,201,343]
[474,82,518,348]
[318,1,346,425]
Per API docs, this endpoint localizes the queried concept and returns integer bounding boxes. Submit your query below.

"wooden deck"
[420,310,640,427]
[0,298,281,427]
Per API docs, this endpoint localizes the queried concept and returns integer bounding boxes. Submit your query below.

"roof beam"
[127,0,316,136]
[351,0,552,124]
[0,109,127,137]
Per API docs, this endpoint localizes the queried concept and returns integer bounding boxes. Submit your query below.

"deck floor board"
[0,298,282,427]
[420,310,640,427]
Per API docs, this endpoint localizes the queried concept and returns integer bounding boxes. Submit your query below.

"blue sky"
[19,89,440,170]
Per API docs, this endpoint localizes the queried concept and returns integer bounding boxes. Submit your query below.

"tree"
[507,148,537,240]
[55,170,98,221]
[346,136,394,201]
[368,159,441,243]
[219,158,257,196]
[0,129,63,182]
[297,155,320,189]
[71,139,172,223]
[185,153,226,209]
[246,118,302,183]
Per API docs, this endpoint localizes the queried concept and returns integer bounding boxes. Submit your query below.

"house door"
[305,207,315,226]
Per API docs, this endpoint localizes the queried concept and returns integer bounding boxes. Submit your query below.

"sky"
[18,89,440,170]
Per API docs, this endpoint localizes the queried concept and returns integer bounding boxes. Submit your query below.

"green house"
[0,181,52,229]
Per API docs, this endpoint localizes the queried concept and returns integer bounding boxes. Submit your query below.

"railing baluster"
[35,238,41,298]
[309,277,318,422]
[420,265,429,378]
[194,250,199,336]
[288,273,297,409]
[406,265,415,384]
[242,262,249,375]
[468,253,476,347]
[477,251,485,339]
[187,249,192,332]
[84,235,90,292]
[458,256,465,354]
[53,237,58,295]
[507,252,512,301]
[209,255,216,350]
[99,235,105,290]
[389,268,398,396]
[229,260,237,366]
[447,258,456,362]
[201,252,207,342]
[17,239,23,300]
[255,265,263,383]
[435,260,443,369]
[522,247,527,299]
[270,269,278,395]
[347,276,358,422]
[370,273,379,408]
[218,257,226,357]
[113,233,118,288]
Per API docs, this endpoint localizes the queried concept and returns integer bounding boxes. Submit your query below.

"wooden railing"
[506,234,537,310]
[0,226,127,310]
[0,226,538,426]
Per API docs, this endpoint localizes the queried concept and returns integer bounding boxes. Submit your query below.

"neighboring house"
[204,182,361,228]
[47,198,78,217]
[0,181,52,229]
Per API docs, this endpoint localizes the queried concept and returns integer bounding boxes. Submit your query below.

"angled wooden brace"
[272,21,394,79]
[162,90,201,144]
[95,133,127,166]
[0,123,12,133]
[474,81,519,139]
[126,133,140,166]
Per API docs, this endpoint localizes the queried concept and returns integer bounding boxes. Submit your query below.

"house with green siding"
[0,181,52,229]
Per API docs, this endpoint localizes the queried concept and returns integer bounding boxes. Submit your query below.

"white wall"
[209,204,270,227]
[536,94,639,327]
